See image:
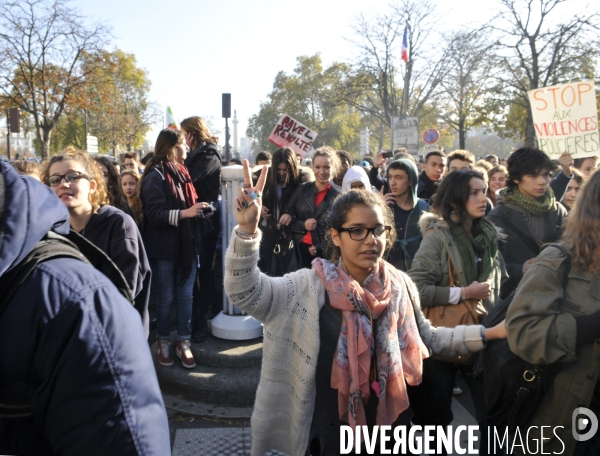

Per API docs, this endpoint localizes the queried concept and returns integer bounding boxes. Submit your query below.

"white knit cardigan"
[224,228,485,456]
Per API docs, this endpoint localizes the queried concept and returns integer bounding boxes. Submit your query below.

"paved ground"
[166,375,479,456]
[151,305,482,455]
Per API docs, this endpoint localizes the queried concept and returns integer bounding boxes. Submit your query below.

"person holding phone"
[140,129,213,368]
[380,159,430,272]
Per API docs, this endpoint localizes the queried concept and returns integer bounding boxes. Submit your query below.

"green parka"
[408,212,507,314]
[506,245,600,455]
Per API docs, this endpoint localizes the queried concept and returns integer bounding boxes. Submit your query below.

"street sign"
[86,135,98,154]
[392,116,419,154]
[423,129,440,145]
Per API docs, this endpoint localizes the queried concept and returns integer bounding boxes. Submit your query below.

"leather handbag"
[423,255,488,365]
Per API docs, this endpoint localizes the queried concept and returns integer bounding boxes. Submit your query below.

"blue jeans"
[151,259,196,341]
[434,360,489,455]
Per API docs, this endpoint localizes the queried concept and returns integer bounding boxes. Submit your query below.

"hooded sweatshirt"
[0,159,169,455]
[341,165,373,192]
[82,204,151,335]
[386,159,430,271]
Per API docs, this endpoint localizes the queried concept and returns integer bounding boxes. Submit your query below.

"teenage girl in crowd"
[121,169,143,225]
[224,161,506,456]
[409,169,507,455]
[141,129,212,369]
[93,155,133,218]
[279,146,341,268]
[486,165,508,206]
[42,150,152,335]
[506,169,600,455]
[561,168,585,212]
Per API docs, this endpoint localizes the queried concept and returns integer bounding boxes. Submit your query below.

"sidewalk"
[168,395,479,456]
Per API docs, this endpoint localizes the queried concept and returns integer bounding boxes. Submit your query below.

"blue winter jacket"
[0,159,170,455]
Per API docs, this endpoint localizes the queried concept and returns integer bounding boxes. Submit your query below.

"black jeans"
[435,360,489,455]
[192,231,218,329]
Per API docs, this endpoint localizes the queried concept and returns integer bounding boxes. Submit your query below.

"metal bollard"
[210,165,263,340]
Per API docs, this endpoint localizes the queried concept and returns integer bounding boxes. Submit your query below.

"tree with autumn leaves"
[0,0,157,158]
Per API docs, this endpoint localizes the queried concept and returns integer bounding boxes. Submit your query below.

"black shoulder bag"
[483,243,571,432]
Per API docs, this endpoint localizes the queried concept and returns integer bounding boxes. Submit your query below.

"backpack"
[0,230,133,419]
[482,243,571,432]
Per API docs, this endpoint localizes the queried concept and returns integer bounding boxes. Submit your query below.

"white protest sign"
[528,80,599,158]
[392,116,419,154]
[268,114,317,158]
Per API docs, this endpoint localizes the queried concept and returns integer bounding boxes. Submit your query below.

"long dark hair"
[326,190,397,263]
[93,155,127,212]
[433,169,490,238]
[262,148,300,217]
[142,129,184,180]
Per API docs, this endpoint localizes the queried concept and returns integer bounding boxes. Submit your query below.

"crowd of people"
[3,124,600,455]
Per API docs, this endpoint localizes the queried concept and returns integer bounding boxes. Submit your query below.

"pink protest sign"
[268,114,318,158]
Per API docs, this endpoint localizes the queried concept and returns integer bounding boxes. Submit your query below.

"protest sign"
[528,80,599,158]
[392,116,419,154]
[268,114,317,158]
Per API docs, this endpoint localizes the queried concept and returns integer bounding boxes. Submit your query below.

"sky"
[72,0,589,147]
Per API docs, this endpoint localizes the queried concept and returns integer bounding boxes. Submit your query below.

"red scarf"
[163,161,198,281]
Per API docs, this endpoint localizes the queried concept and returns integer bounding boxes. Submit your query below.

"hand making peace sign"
[234,160,268,234]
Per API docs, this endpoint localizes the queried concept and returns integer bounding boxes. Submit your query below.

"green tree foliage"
[0,0,109,158]
[247,55,362,154]
[48,49,160,154]
[85,49,160,153]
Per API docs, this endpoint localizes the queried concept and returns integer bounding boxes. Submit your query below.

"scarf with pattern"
[500,186,557,216]
[312,257,428,428]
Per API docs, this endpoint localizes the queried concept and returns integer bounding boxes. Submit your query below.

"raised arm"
[224,160,323,322]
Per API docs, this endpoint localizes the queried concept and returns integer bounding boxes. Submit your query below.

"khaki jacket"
[408,212,506,314]
[506,245,600,455]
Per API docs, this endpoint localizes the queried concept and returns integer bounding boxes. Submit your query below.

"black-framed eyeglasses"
[47,171,90,187]
[337,225,391,241]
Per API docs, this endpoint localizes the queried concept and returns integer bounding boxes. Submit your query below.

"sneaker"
[157,340,173,367]
[453,385,463,396]
[192,318,209,343]
[176,340,196,369]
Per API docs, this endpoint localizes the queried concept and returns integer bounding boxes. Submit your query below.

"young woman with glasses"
[224,162,506,456]
[408,169,507,455]
[42,150,152,336]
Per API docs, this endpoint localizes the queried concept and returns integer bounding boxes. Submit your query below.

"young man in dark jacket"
[487,147,568,298]
[182,117,222,342]
[417,150,446,200]
[381,159,429,271]
[0,159,169,455]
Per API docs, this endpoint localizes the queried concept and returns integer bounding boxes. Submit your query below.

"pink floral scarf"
[312,257,428,428]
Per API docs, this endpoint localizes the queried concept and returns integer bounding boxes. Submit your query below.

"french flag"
[401,26,409,63]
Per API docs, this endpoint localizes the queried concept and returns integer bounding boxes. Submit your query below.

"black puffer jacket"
[282,182,339,251]
[184,142,221,203]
